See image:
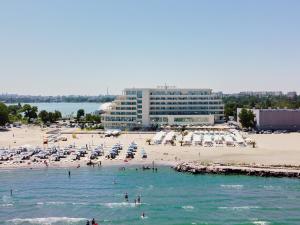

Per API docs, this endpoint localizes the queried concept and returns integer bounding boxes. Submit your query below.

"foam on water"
[102,202,138,208]
[36,201,65,206]
[8,217,87,225]
[182,205,194,210]
[1,203,13,207]
[219,206,260,210]
[252,221,270,225]
[220,184,244,189]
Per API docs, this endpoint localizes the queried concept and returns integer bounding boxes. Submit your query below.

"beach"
[1,126,300,169]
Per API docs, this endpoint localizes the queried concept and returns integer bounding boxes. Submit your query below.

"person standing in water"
[10,189,13,196]
[68,170,71,177]
[137,195,141,204]
[124,192,129,201]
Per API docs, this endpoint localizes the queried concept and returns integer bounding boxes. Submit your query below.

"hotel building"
[102,86,224,129]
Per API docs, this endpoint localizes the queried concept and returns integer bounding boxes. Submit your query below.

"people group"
[86,218,98,225]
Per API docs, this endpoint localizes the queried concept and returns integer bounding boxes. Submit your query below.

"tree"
[8,104,23,122]
[77,109,85,120]
[8,104,22,116]
[22,104,38,123]
[0,103,9,126]
[238,108,255,129]
[53,110,62,121]
[85,114,101,123]
[224,101,238,120]
[38,110,49,124]
[39,110,62,124]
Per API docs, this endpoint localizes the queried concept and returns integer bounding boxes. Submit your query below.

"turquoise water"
[0,166,300,225]
[7,103,102,116]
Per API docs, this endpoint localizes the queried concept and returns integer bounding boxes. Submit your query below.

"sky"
[0,0,300,95]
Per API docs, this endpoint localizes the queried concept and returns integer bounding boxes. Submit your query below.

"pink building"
[237,108,300,131]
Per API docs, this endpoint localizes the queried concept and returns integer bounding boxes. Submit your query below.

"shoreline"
[0,159,178,170]
[174,162,300,178]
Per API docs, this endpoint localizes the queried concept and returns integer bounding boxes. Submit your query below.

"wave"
[220,184,243,189]
[219,206,260,210]
[102,202,145,208]
[182,205,194,210]
[252,221,270,225]
[7,217,87,225]
[1,203,13,207]
[36,201,65,206]
[71,202,88,206]
[263,185,281,190]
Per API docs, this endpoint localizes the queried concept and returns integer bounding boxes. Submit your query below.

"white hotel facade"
[102,86,224,129]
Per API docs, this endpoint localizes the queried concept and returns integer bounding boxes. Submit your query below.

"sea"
[7,103,102,117]
[0,166,300,225]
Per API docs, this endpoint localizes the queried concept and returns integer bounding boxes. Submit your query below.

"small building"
[237,108,300,131]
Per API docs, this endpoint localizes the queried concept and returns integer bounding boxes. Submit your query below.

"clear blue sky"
[0,0,300,95]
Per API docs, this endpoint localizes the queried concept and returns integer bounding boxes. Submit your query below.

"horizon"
[0,88,298,97]
[1,1,300,95]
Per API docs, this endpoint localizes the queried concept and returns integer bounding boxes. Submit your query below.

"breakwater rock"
[174,162,300,178]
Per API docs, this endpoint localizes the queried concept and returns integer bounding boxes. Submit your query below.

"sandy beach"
[1,125,300,169]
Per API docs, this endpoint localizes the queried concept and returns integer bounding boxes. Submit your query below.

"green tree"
[7,104,23,122]
[0,103,9,126]
[224,101,238,120]
[39,110,62,124]
[8,104,22,116]
[38,110,49,124]
[85,114,101,123]
[53,110,62,121]
[48,112,55,123]
[22,104,38,123]
[77,109,85,120]
[238,108,255,129]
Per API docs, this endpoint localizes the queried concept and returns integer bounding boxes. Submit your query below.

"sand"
[1,125,300,169]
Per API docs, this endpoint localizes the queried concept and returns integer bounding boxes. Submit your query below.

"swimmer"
[137,195,141,204]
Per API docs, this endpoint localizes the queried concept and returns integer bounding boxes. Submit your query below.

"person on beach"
[86,220,90,225]
[125,192,128,201]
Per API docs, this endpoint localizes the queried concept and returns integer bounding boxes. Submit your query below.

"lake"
[8,103,103,117]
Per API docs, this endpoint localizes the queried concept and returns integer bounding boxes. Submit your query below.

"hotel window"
[137,91,143,98]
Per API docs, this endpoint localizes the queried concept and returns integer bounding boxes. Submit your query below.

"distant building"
[286,92,297,99]
[237,108,300,131]
[226,91,283,97]
[102,86,224,129]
